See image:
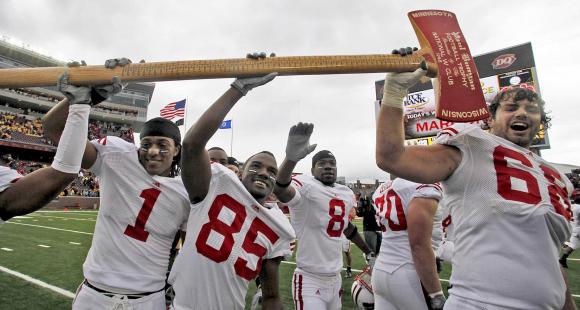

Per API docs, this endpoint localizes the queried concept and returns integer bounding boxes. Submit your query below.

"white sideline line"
[69,242,81,245]
[6,222,93,235]
[1,248,13,252]
[0,265,75,299]
[37,245,51,248]
[35,210,97,213]
[31,215,96,222]
[569,258,580,261]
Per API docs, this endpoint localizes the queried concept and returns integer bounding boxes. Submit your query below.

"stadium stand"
[0,37,155,199]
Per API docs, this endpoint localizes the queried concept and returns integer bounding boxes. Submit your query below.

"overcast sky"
[1,0,579,182]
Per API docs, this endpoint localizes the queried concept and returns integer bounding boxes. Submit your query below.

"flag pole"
[184,97,188,131]
[230,119,234,156]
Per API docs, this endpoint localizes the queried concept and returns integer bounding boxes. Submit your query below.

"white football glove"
[250,287,262,310]
[57,72,91,105]
[231,73,277,96]
[365,252,376,270]
[231,52,277,96]
[89,58,131,105]
[285,122,317,162]
[429,292,446,310]
[90,76,124,105]
[104,57,132,69]
[382,68,427,109]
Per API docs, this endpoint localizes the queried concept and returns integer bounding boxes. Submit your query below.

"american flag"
[160,99,186,120]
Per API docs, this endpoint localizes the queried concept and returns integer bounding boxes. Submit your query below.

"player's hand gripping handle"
[382,47,426,109]
[231,52,277,96]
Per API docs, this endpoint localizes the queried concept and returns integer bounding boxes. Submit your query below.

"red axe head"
[408,10,489,122]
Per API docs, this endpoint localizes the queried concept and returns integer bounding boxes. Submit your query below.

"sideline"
[28,214,96,222]
[6,222,93,235]
[0,265,75,299]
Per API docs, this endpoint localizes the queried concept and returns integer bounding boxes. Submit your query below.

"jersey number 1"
[124,188,162,242]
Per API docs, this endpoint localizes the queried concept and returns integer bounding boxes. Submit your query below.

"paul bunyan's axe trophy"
[0,10,489,122]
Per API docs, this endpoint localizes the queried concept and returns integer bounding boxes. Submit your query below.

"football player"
[0,73,98,224]
[560,192,580,268]
[343,206,357,278]
[435,199,454,264]
[168,65,295,309]
[208,146,228,165]
[370,177,444,309]
[44,59,191,310]
[274,131,375,310]
[375,48,576,309]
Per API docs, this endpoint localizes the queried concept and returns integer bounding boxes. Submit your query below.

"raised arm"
[0,65,125,220]
[43,60,127,169]
[376,52,461,184]
[273,122,316,203]
[407,197,445,308]
[181,71,277,203]
[43,98,98,170]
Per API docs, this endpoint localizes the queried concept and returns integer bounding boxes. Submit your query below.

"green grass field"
[0,211,578,309]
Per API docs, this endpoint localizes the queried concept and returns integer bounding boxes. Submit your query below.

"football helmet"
[351,267,374,310]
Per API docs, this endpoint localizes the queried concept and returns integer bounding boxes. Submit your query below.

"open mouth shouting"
[510,121,529,132]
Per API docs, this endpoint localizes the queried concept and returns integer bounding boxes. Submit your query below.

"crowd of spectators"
[1,156,100,197]
[0,112,44,138]
[88,119,134,143]
[61,170,100,198]
[0,110,135,145]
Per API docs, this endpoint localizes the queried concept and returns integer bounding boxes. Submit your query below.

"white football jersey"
[83,136,190,292]
[571,203,580,232]
[439,198,455,242]
[431,200,444,251]
[288,174,357,276]
[371,178,442,273]
[435,124,573,309]
[0,166,22,224]
[169,163,295,310]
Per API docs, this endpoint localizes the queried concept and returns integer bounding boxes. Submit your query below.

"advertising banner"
[374,43,549,149]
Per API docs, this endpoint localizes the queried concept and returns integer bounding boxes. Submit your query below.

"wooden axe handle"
[0,54,434,88]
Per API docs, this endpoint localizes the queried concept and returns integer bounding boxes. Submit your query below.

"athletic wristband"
[275,180,292,188]
[381,88,406,110]
[428,290,444,298]
[345,224,358,240]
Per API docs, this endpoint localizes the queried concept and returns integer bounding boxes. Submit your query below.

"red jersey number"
[327,199,346,237]
[124,188,162,242]
[196,194,280,280]
[493,146,571,220]
[385,189,407,231]
[373,195,387,232]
